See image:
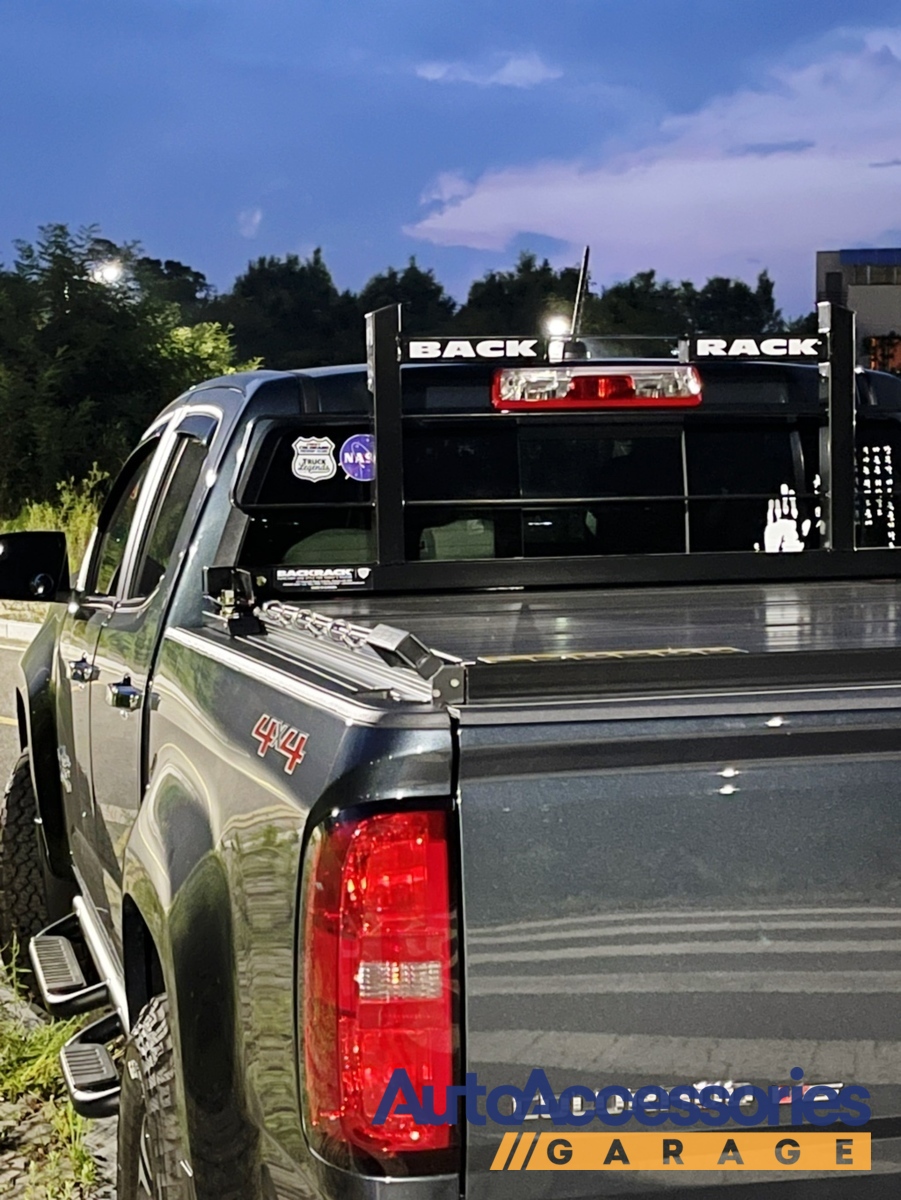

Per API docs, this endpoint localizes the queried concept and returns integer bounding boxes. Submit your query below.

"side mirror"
[0,532,70,601]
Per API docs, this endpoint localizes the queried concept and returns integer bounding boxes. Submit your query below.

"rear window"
[234,412,821,578]
[230,362,901,584]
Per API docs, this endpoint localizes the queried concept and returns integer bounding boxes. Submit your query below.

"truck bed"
[296,578,901,1195]
[307,578,901,660]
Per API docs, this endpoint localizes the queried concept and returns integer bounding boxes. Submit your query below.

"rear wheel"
[118,995,192,1200]
[0,752,72,984]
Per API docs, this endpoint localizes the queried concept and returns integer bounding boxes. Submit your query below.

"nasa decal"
[340,433,375,481]
[291,436,336,482]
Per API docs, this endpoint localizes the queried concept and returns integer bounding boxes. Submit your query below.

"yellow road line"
[0,716,16,727]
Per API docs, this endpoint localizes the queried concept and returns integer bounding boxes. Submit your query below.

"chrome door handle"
[67,657,98,684]
[106,678,142,711]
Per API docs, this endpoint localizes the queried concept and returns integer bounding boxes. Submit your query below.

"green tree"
[0,224,252,514]
[690,270,782,333]
[583,270,692,337]
[358,258,456,334]
[452,252,581,335]
[133,255,212,321]
[581,267,789,348]
[210,248,361,369]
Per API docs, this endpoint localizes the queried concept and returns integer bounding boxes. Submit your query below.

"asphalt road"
[0,645,22,783]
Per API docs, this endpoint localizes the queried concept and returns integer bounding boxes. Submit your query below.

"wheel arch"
[122,759,260,1197]
[16,619,72,880]
[122,893,166,1029]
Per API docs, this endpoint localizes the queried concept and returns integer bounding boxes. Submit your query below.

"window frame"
[79,435,165,600]
[115,411,219,606]
[77,408,218,608]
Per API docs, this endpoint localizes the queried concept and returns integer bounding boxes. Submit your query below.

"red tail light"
[302,808,456,1168]
[492,364,703,409]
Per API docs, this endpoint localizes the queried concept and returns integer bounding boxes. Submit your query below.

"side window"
[91,445,157,596]
[128,435,209,600]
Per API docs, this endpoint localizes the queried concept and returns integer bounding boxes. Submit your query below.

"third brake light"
[491,365,703,410]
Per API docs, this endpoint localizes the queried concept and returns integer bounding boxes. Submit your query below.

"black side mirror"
[0,532,70,601]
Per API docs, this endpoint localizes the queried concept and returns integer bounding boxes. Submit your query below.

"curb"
[0,619,41,647]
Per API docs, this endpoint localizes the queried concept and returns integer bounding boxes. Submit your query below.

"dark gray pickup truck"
[0,304,899,1199]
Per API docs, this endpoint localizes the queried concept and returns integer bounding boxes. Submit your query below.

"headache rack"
[211,299,901,602]
[353,301,896,591]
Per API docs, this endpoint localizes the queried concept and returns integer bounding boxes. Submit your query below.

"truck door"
[86,411,218,946]
[55,435,164,903]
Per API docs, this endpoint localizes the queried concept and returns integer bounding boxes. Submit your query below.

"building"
[816,248,901,370]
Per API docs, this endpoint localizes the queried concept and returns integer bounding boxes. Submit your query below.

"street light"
[544,314,571,338]
[90,260,124,286]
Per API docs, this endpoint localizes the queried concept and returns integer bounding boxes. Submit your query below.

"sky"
[3,0,901,317]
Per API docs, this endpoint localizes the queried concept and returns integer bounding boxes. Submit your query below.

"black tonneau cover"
[308,579,901,662]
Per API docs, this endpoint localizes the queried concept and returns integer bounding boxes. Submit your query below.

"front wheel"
[118,995,192,1200]
[0,752,72,982]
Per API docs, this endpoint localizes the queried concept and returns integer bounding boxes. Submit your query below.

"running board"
[29,912,109,1015]
[59,1011,122,1118]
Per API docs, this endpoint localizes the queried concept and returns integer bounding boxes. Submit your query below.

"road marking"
[0,716,15,727]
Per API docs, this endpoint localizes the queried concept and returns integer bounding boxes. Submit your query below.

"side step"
[29,912,110,1015]
[59,1011,122,1118]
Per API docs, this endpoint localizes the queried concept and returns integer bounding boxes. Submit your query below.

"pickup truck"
[0,303,899,1199]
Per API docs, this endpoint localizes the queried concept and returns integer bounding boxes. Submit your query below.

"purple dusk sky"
[3,0,901,316]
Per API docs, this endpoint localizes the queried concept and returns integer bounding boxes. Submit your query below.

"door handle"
[106,678,142,711]
[67,657,99,684]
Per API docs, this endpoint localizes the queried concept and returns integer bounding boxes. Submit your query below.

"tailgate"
[458,693,901,1197]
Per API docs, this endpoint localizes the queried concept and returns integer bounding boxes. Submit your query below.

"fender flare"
[122,752,259,1198]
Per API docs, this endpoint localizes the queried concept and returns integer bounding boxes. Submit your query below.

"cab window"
[90,443,158,596]
[127,433,211,600]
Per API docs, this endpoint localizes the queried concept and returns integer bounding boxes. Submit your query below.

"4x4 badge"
[252,715,309,774]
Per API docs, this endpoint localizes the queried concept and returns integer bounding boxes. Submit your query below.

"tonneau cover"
[307,578,901,663]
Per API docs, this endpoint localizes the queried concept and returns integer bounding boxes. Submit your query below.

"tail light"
[491,364,703,410]
[302,808,456,1170]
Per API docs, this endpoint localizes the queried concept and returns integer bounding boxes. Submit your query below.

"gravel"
[0,972,117,1198]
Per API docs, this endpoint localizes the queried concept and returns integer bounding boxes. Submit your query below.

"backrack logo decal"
[252,714,309,774]
[691,336,821,359]
[405,338,540,361]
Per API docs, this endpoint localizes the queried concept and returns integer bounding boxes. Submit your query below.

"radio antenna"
[570,245,591,338]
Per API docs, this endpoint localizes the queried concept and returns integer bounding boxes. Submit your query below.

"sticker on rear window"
[340,433,375,482]
[275,566,372,590]
[292,436,336,482]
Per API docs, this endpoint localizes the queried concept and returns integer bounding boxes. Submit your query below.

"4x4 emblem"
[252,715,309,774]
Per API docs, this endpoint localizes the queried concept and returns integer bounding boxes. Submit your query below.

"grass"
[0,467,105,581]
[0,468,105,626]
[0,944,102,1198]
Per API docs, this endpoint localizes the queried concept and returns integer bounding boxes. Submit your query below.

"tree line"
[0,223,815,515]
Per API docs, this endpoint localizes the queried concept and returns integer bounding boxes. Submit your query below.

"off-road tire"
[118,995,192,1200]
[0,753,50,978]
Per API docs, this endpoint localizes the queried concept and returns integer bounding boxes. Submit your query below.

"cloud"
[870,158,901,167]
[730,139,816,157]
[420,172,474,205]
[415,52,561,89]
[406,27,901,311]
[238,206,262,238]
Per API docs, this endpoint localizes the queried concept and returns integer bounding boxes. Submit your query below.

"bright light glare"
[545,315,571,337]
[91,260,124,286]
